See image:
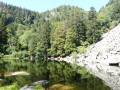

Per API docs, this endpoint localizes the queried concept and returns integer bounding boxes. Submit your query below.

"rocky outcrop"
[57,24,120,90]
[84,24,120,64]
[78,24,120,90]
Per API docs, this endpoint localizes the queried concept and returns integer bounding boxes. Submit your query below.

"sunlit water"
[0,59,110,90]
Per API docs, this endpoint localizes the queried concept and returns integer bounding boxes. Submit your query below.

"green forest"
[0,0,120,60]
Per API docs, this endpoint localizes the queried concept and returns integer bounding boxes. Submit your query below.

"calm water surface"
[0,59,111,90]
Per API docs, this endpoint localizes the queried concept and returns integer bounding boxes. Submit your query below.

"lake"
[0,59,111,90]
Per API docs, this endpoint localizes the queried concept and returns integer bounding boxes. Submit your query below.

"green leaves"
[1,1,119,58]
[51,22,66,56]
[0,16,7,53]
[64,28,77,55]
[87,7,101,44]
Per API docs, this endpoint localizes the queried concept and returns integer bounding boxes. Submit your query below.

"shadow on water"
[0,59,111,90]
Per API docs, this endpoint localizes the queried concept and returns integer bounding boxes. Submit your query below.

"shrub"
[70,51,77,56]
[70,51,79,60]
[81,41,90,47]
[77,46,87,54]
[110,20,119,29]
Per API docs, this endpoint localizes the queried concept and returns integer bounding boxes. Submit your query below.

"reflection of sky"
[1,0,109,12]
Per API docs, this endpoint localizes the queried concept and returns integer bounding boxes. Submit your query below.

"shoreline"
[52,54,120,90]
[53,24,120,90]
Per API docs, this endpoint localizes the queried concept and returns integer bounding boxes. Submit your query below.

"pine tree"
[0,16,7,53]
[86,7,101,44]
[51,22,66,56]
[39,21,51,60]
[64,28,77,55]
[72,11,86,46]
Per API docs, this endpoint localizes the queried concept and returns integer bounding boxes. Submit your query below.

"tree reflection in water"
[0,59,110,90]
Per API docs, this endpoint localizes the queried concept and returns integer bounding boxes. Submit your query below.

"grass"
[0,83,19,90]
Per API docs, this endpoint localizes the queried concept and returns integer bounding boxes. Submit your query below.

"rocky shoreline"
[52,24,120,90]
[53,53,120,90]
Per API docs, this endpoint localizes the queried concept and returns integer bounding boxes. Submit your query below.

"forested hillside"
[0,0,119,60]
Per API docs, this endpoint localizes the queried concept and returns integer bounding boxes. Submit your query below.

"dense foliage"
[0,0,119,59]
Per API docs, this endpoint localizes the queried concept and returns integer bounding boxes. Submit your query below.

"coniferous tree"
[51,22,66,56]
[40,21,51,60]
[72,12,86,46]
[87,7,101,44]
[0,2,116,58]
[0,16,7,53]
[64,28,77,55]
[113,2,120,20]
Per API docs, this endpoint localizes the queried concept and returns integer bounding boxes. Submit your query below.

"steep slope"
[58,24,120,90]
[76,24,120,90]
[84,24,120,64]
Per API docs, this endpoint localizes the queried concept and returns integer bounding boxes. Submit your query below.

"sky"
[0,0,109,12]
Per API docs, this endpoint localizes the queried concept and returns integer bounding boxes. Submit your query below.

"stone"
[33,80,49,86]
[20,86,35,90]
[11,71,29,76]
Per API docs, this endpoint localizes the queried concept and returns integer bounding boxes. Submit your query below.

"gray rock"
[33,80,49,86]
[20,86,35,90]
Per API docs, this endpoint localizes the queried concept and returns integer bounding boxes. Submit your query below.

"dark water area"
[0,59,110,90]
